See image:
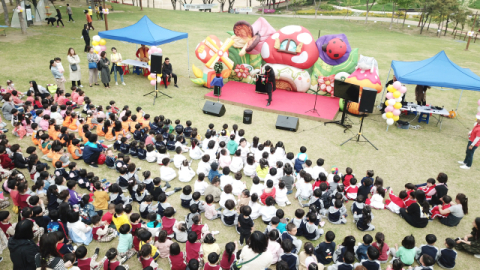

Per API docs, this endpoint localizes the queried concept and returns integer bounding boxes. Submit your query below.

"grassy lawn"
[1,2,480,270]
[469,0,480,9]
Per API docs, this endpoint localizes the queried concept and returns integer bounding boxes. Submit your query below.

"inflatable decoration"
[344,55,382,115]
[334,72,350,81]
[262,25,319,70]
[234,64,251,79]
[322,38,347,60]
[318,75,335,95]
[250,17,277,55]
[261,64,310,92]
[309,48,358,90]
[382,81,407,125]
[205,36,235,70]
[232,21,261,57]
[316,34,352,66]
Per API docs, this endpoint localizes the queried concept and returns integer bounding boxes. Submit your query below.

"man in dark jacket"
[8,219,39,270]
[161,57,178,89]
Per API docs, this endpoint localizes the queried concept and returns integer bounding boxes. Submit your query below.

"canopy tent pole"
[378,67,392,109]
[456,90,464,111]
[187,37,190,78]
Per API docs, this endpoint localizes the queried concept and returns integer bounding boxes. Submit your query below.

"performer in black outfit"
[264,65,276,106]
[161,57,178,89]
[82,24,90,53]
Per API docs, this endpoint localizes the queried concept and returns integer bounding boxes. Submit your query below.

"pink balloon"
[150,80,156,86]
[393,109,401,116]
[385,106,394,112]
[148,50,153,55]
[477,99,480,106]
[150,73,156,78]
[156,48,162,54]
[100,45,106,51]
[477,112,480,116]
[386,93,393,100]
[393,81,402,90]
[399,86,407,93]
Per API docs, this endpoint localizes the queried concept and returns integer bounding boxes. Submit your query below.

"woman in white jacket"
[178,160,195,183]
[67,48,83,88]
[189,139,204,160]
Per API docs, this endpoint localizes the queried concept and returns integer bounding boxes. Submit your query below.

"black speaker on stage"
[243,110,253,124]
[275,115,299,132]
[150,53,163,74]
[359,87,378,114]
[202,101,226,117]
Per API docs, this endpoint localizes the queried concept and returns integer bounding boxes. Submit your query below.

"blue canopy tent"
[380,51,480,110]
[98,15,190,76]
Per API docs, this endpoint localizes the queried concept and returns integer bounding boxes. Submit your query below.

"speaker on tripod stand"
[143,53,172,104]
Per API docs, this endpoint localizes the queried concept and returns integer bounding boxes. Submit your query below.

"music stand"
[324,99,352,132]
[324,80,359,132]
[305,86,321,117]
[144,79,172,105]
[340,115,378,150]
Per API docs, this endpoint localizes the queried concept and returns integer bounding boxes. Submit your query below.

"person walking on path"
[66,4,74,22]
[459,115,480,169]
[55,9,64,27]
[85,10,94,30]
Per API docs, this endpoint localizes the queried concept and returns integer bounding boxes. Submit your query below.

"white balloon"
[156,76,162,82]
[477,106,480,112]
[92,35,101,42]
[386,118,394,125]
[395,97,402,102]
[382,113,387,120]
[388,99,396,106]
[94,46,101,52]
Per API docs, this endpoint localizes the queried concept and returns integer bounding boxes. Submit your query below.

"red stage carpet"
[204,81,340,121]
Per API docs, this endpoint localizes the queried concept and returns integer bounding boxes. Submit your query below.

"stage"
[204,81,340,121]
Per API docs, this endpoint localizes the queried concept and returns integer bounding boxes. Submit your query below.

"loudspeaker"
[243,110,253,124]
[275,115,299,132]
[150,53,163,74]
[359,87,377,114]
[202,101,226,117]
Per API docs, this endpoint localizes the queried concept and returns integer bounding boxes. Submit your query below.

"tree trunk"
[147,0,149,8]
[1,0,9,26]
[140,0,143,9]
[427,16,432,30]
[313,0,317,18]
[227,0,234,10]
[389,2,395,29]
[402,10,407,27]
[262,1,264,14]
[444,16,449,36]
[220,2,224,12]
[16,0,26,34]
[171,0,176,9]
[9,0,12,5]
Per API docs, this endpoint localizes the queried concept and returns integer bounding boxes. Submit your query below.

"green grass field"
[1,2,480,269]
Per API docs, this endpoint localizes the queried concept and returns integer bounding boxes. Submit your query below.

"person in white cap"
[459,115,480,169]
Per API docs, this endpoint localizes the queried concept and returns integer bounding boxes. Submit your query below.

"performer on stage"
[264,65,276,106]
[136,44,149,62]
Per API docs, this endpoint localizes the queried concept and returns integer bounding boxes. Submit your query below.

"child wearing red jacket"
[385,188,408,214]
[417,178,436,200]
[344,177,360,201]
[342,167,354,187]
[0,146,15,170]
[430,195,452,219]
[186,231,203,265]
[169,242,187,270]
[260,180,276,205]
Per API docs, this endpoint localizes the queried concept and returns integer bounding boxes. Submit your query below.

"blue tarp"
[391,50,480,91]
[98,15,188,46]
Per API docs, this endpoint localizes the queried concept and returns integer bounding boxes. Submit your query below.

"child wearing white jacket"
[189,139,204,160]
[178,160,196,183]
[276,181,291,206]
[229,150,243,173]
[196,155,212,176]
[160,157,176,182]
[173,147,187,169]
[231,172,247,196]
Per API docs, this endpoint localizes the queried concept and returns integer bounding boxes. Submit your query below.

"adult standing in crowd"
[66,4,74,22]
[438,193,468,227]
[97,51,111,88]
[110,47,126,86]
[455,217,480,257]
[82,24,90,53]
[459,115,480,170]
[35,234,67,270]
[238,231,273,268]
[161,57,177,89]
[50,59,65,91]
[83,134,104,168]
[8,219,39,270]
[399,190,429,228]
[87,46,100,87]
[67,48,83,88]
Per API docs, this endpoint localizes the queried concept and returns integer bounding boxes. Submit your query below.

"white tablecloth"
[121,59,150,68]
[400,103,449,130]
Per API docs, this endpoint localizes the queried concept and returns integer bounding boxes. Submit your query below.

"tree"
[1,0,9,26]
[312,0,321,18]
[170,0,177,9]
[16,0,26,34]
[343,0,360,18]
[227,0,235,11]
[364,0,376,23]
[217,0,227,11]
